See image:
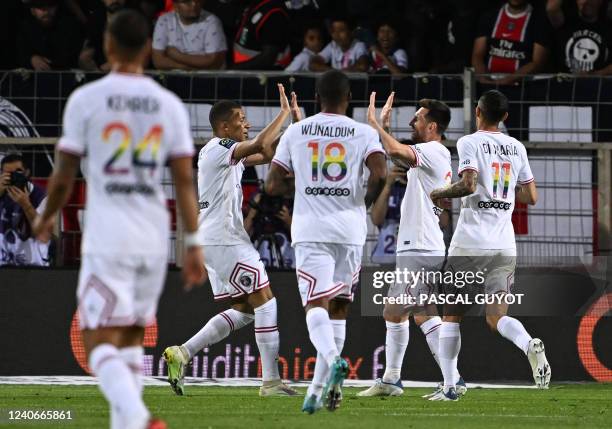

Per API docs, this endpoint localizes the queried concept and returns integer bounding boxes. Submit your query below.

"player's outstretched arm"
[368,92,418,166]
[32,151,80,240]
[170,156,207,290]
[264,163,291,196]
[430,170,478,206]
[516,181,538,205]
[365,152,387,209]
[238,83,291,165]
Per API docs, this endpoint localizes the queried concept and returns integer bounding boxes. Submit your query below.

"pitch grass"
[0,384,610,429]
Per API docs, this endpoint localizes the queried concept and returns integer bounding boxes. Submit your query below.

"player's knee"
[442,315,462,323]
[486,314,501,332]
[329,298,350,319]
[383,304,406,323]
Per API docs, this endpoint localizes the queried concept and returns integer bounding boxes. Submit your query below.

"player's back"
[58,73,194,256]
[451,130,534,250]
[274,113,383,245]
[196,137,251,246]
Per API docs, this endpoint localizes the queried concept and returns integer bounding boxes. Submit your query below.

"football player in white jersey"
[33,11,206,429]
[162,85,299,397]
[358,94,466,398]
[428,90,551,401]
[265,70,387,414]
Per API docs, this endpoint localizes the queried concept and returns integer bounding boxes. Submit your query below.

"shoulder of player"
[65,80,103,113]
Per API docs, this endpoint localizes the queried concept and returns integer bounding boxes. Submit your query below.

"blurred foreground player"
[163,87,298,397]
[429,90,551,401]
[265,70,387,413]
[33,10,206,429]
[358,94,466,398]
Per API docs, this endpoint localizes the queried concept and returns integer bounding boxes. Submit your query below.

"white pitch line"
[0,376,537,389]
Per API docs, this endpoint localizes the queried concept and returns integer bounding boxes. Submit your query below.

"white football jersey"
[273,113,384,245]
[397,142,452,252]
[197,137,251,246]
[450,130,534,250]
[58,73,195,256]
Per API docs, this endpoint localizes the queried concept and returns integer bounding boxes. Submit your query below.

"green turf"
[0,384,610,428]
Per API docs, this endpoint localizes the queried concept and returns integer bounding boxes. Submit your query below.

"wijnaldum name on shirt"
[301,123,355,138]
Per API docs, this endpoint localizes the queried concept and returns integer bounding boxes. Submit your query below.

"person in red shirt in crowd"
[472,0,552,85]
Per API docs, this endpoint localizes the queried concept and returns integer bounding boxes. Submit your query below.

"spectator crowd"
[0,0,610,77]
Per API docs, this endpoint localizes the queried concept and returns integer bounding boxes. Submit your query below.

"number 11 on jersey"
[492,161,511,199]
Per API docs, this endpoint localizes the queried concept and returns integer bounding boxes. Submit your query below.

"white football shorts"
[387,250,446,309]
[77,253,167,330]
[203,244,270,301]
[295,242,362,307]
[446,246,516,295]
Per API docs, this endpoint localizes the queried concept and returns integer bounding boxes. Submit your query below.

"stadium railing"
[1,69,611,267]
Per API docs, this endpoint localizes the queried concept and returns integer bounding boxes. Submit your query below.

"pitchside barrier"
[1,70,611,382]
[0,267,610,382]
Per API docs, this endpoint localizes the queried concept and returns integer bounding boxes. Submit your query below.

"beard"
[411,130,424,144]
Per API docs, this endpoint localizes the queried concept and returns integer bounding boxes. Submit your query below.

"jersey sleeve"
[167,98,195,160]
[271,130,293,172]
[517,147,535,185]
[57,90,87,156]
[456,137,479,176]
[364,127,385,163]
[412,143,435,170]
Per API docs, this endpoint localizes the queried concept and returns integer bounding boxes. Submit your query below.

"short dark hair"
[209,100,242,130]
[106,9,149,55]
[478,90,509,125]
[316,70,351,107]
[418,99,451,134]
[0,153,24,171]
[330,16,355,30]
[302,21,323,36]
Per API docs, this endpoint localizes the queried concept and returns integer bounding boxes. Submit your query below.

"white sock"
[305,307,338,366]
[89,344,149,429]
[183,309,254,359]
[308,319,346,398]
[420,317,441,365]
[421,317,461,383]
[497,316,532,355]
[254,298,280,382]
[382,320,409,384]
[439,322,461,389]
[308,353,329,399]
[331,319,346,354]
[118,346,144,394]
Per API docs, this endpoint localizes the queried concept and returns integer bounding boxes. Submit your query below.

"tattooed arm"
[430,170,478,205]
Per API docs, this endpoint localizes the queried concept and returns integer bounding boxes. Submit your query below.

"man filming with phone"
[0,153,52,266]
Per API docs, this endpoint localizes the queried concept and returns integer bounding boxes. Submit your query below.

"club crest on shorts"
[230,263,260,294]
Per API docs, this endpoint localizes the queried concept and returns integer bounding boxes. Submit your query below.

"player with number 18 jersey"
[273,112,384,304]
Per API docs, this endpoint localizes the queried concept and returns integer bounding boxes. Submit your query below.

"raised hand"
[278,83,290,114]
[380,92,395,130]
[368,92,380,128]
[290,91,303,122]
